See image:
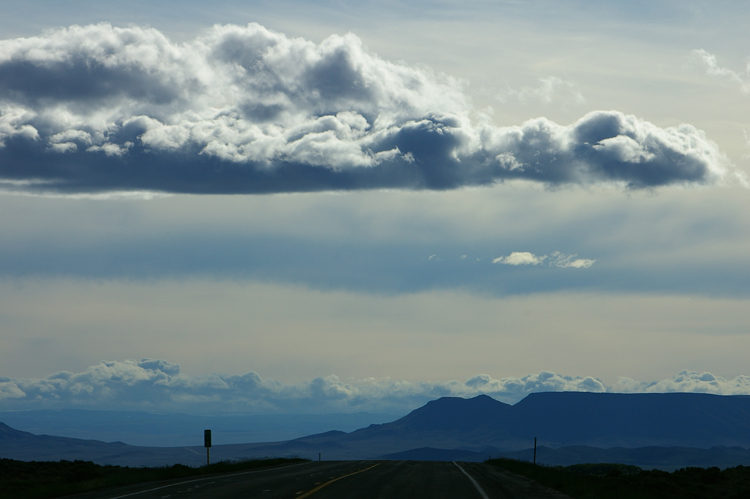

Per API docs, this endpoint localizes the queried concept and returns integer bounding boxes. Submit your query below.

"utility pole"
[204,429,212,466]
[533,437,537,466]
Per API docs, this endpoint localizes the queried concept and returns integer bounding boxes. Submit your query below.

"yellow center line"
[296,462,381,499]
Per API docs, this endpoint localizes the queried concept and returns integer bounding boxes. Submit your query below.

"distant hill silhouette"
[3,392,750,469]
[0,409,397,446]
[289,392,750,453]
[0,422,133,462]
[389,395,511,433]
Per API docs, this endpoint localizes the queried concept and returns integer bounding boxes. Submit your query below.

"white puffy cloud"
[493,252,546,265]
[0,381,25,401]
[493,251,595,268]
[549,252,596,268]
[0,23,733,195]
[0,105,38,146]
[4,359,748,414]
[463,371,606,399]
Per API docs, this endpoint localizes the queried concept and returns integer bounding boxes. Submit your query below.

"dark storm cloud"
[0,23,730,195]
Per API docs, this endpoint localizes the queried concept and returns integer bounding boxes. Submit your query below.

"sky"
[1,0,750,417]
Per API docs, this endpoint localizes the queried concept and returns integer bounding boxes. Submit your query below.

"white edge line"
[107,462,310,499]
[453,461,490,499]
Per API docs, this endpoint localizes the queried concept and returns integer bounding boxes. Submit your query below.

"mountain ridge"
[289,392,750,452]
[3,391,750,468]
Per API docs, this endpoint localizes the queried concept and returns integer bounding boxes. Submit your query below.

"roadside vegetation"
[487,458,750,499]
[0,457,307,499]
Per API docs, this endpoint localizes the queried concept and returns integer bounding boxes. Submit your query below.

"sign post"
[204,429,212,466]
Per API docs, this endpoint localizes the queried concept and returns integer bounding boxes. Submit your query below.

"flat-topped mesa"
[511,392,750,448]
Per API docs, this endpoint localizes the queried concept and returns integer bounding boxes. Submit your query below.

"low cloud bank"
[612,370,750,394]
[2,359,748,414]
[0,23,731,195]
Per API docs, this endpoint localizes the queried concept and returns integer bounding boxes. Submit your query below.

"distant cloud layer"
[2,359,749,414]
[0,24,731,195]
[691,49,750,94]
[496,76,585,105]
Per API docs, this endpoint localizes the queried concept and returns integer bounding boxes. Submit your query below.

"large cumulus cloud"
[3,359,748,414]
[0,23,730,195]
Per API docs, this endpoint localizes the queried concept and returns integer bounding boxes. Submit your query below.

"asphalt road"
[73,461,571,499]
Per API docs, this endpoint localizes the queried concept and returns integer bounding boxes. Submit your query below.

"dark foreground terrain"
[5,457,750,499]
[0,457,305,499]
[489,458,750,499]
[32,460,570,499]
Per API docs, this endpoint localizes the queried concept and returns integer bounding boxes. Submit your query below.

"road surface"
[72,461,571,499]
